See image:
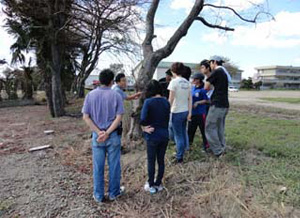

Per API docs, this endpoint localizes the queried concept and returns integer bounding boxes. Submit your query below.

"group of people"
[82,55,230,202]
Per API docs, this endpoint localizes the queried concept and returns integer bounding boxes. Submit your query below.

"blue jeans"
[168,114,174,142]
[92,131,121,201]
[172,111,188,160]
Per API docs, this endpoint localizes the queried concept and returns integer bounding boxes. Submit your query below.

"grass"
[62,98,300,216]
[260,97,300,104]
[186,110,300,208]
[124,97,300,210]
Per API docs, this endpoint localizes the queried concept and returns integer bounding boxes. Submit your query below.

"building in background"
[254,66,300,89]
[85,74,99,86]
[85,71,135,91]
[152,61,199,81]
[229,69,243,88]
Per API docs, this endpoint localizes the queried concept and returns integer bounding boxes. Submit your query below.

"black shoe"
[121,146,129,155]
[215,152,224,158]
[172,158,183,164]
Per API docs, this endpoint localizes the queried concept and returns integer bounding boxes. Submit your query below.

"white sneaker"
[149,186,157,194]
[120,185,125,194]
[154,184,164,192]
[144,182,150,191]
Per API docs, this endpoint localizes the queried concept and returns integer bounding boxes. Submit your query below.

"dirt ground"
[0,106,99,217]
[0,91,299,217]
[229,90,300,111]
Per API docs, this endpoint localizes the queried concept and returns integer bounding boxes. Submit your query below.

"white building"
[152,61,199,80]
[255,66,300,89]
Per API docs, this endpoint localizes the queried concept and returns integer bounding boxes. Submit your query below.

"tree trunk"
[22,69,33,99]
[126,55,161,140]
[127,0,205,141]
[72,70,91,98]
[51,43,65,117]
[0,82,2,101]
[71,73,84,98]
[4,81,11,100]
[78,81,85,98]
[44,70,55,117]
[47,0,69,117]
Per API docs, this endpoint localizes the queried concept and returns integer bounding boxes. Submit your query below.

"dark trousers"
[188,114,208,150]
[146,139,168,187]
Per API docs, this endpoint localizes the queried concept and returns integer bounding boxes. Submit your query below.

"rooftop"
[255,65,300,70]
[158,61,199,69]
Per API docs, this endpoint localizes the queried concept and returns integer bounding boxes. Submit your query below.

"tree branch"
[156,0,204,58]
[195,17,234,31]
[142,0,159,57]
[203,3,275,23]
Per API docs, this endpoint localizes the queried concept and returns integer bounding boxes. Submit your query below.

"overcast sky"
[1,0,300,78]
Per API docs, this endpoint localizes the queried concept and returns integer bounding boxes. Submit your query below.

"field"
[0,91,299,217]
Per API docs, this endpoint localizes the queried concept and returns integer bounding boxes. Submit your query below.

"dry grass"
[58,134,297,218]
[54,99,300,217]
[2,97,299,217]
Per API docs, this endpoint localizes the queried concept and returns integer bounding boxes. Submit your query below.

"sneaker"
[215,152,224,159]
[121,146,129,155]
[108,186,125,201]
[93,195,104,204]
[172,158,183,164]
[154,184,164,192]
[144,182,150,191]
[120,185,125,194]
[149,186,157,194]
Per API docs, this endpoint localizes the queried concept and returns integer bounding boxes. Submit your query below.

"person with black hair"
[158,69,172,99]
[200,59,213,114]
[188,73,209,152]
[182,65,192,81]
[204,56,230,158]
[159,69,175,142]
[82,69,124,203]
[112,73,142,154]
[140,80,170,194]
[112,73,142,101]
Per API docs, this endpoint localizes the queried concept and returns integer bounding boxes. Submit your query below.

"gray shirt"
[112,84,127,101]
[82,87,124,130]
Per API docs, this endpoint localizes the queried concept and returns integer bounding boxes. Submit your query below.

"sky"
[1,0,300,78]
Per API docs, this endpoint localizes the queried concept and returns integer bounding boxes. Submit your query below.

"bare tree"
[70,0,143,98]
[127,0,273,140]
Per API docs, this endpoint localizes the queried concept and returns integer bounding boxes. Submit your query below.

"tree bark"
[0,82,2,101]
[47,0,70,117]
[77,78,85,98]
[127,0,204,140]
[22,68,33,99]
[72,72,86,98]
[50,42,65,117]
[44,72,55,117]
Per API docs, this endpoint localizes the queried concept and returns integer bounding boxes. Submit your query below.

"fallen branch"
[29,145,53,152]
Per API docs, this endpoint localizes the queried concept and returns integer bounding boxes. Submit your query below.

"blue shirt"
[112,84,127,101]
[140,97,170,141]
[82,87,124,130]
[191,85,208,115]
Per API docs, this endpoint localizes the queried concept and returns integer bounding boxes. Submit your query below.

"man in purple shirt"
[82,69,124,203]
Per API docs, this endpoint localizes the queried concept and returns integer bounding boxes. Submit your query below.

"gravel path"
[0,106,102,217]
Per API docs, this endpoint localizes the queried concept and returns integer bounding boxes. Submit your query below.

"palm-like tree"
[6,19,34,99]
